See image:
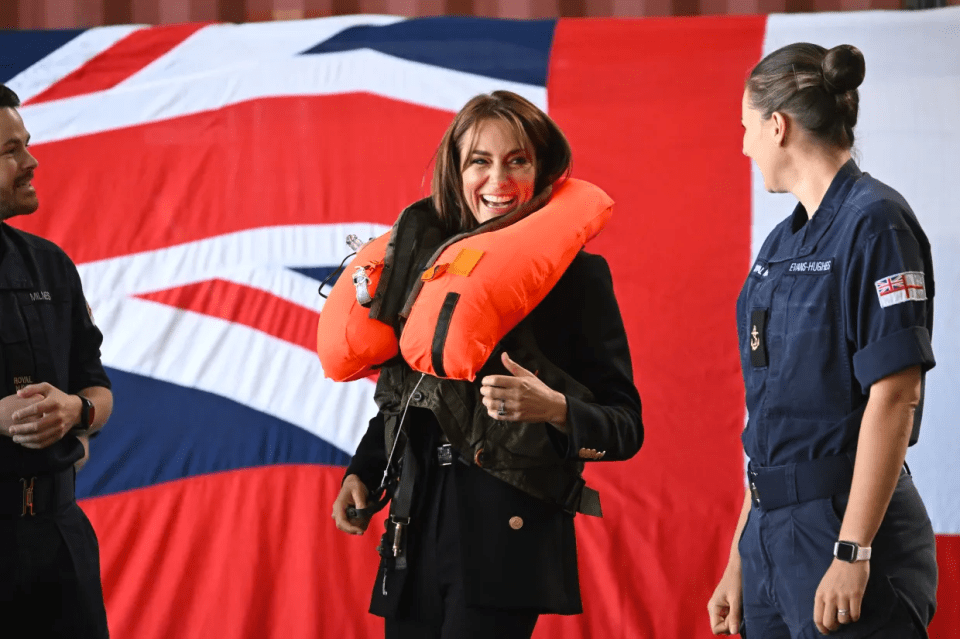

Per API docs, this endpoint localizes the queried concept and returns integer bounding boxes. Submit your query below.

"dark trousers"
[740,473,936,639]
[382,454,538,639]
[0,502,109,639]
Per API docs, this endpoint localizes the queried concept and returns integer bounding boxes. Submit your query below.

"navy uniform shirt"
[0,223,111,477]
[738,160,935,467]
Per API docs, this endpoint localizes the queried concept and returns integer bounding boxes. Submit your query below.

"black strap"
[369,200,444,333]
[390,438,418,523]
[430,292,459,379]
[541,473,602,517]
[347,436,420,526]
[345,491,389,522]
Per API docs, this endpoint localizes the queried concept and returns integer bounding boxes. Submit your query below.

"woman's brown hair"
[430,90,572,233]
[746,43,865,150]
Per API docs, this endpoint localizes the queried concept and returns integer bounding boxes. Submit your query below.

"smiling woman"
[459,119,537,223]
[329,90,643,639]
[430,90,572,232]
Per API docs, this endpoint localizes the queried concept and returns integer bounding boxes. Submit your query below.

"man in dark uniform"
[0,84,113,637]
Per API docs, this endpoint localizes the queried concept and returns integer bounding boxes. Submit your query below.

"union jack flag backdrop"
[3,9,958,638]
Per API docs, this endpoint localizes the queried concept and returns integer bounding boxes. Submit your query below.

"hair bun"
[822,44,865,94]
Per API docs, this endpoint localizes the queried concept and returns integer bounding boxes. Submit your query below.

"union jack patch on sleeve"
[875,271,927,308]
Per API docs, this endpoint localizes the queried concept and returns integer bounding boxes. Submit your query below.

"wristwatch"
[834,540,872,563]
[73,395,95,434]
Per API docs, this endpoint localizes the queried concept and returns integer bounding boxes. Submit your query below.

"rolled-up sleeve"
[846,208,935,392]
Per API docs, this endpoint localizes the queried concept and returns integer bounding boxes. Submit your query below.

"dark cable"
[317,250,357,299]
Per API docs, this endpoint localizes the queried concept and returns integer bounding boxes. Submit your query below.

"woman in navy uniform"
[707,44,937,638]
[331,91,643,638]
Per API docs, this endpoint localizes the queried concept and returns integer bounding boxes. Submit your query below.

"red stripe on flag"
[25,23,210,105]
[541,16,766,639]
[15,94,451,265]
[930,534,960,639]
[138,279,318,353]
[80,465,385,639]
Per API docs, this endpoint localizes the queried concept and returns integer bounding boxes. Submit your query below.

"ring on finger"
[497,399,506,417]
[837,609,849,617]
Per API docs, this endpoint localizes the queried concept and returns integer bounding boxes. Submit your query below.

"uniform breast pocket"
[772,263,850,411]
[0,296,36,388]
[0,300,30,344]
[21,286,71,334]
[15,287,72,387]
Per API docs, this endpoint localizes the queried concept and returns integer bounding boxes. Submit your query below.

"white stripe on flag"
[94,295,376,456]
[754,6,960,534]
[77,224,390,455]
[77,224,389,307]
[116,16,405,90]
[20,28,548,145]
[6,25,145,103]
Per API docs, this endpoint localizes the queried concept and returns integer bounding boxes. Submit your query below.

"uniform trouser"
[382,459,539,639]
[0,501,109,638]
[740,472,937,639]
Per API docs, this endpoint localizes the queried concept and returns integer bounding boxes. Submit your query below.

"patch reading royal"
[788,259,832,274]
[875,271,926,308]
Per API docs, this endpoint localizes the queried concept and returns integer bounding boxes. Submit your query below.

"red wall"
[4,0,955,28]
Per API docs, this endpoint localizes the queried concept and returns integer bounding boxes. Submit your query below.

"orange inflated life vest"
[400,178,613,380]
[315,233,396,382]
[316,178,613,382]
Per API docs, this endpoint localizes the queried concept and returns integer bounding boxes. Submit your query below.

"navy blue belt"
[748,455,854,511]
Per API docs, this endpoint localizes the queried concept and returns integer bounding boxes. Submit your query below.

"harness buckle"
[21,477,36,517]
[437,443,454,466]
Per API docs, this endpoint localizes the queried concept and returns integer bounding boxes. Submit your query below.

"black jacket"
[347,250,642,615]
[0,224,111,477]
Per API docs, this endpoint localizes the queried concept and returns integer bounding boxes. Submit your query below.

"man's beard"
[0,201,30,220]
[0,191,38,220]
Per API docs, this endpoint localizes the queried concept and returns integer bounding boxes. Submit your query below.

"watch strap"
[834,540,871,562]
[74,395,94,433]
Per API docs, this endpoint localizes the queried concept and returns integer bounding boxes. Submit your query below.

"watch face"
[835,542,857,562]
[80,396,94,428]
